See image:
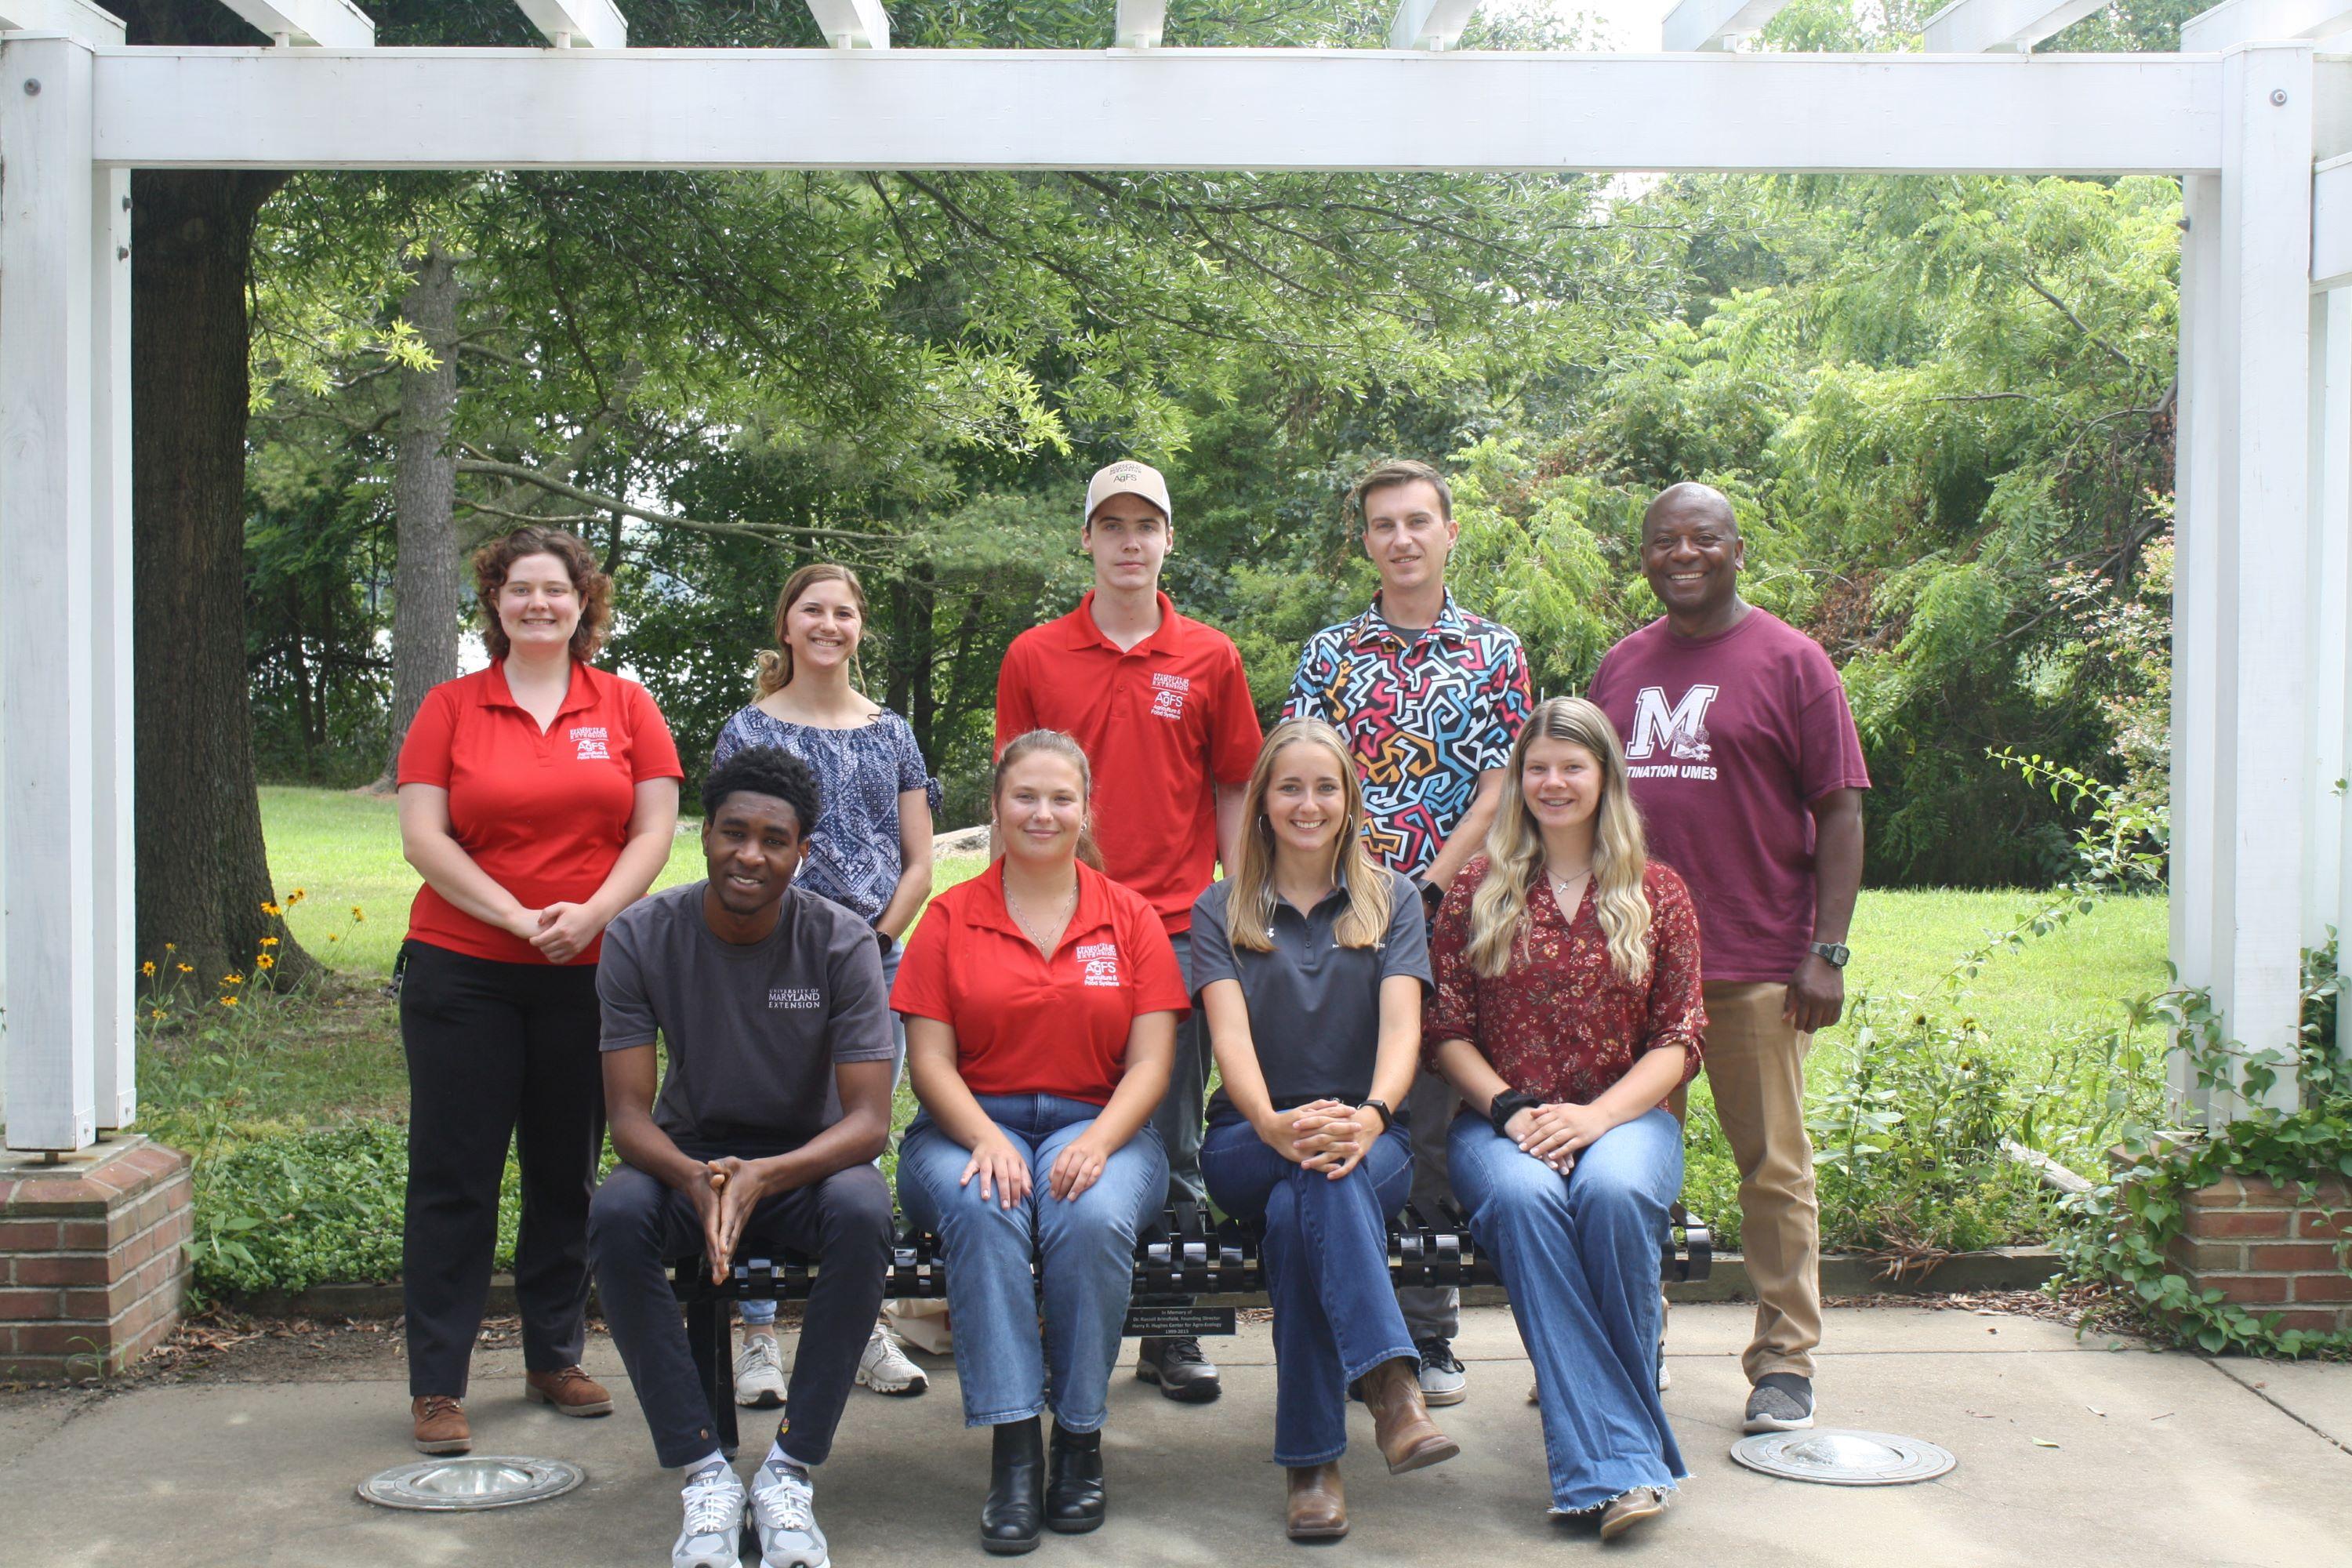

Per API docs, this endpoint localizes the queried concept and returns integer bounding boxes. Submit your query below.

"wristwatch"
[1359,1098,1392,1133]
[1809,940,1850,968]
[1417,878,1445,913]
[1488,1090,1540,1137]
[874,927,898,960]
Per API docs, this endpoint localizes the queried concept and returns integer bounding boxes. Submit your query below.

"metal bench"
[673,1202,1710,1454]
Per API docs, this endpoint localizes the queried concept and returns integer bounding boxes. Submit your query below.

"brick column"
[0,1138,192,1380]
[2170,1173,2352,1335]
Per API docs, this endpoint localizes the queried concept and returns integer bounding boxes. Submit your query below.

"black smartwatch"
[1489,1090,1541,1137]
[1418,878,1445,913]
[874,927,898,960]
[1359,1098,1393,1133]
[1809,940,1850,968]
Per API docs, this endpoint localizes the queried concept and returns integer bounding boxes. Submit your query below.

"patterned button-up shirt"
[1283,592,1535,877]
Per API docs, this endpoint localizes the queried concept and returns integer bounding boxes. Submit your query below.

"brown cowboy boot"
[1286,1463,1348,1541]
[523,1365,615,1417]
[411,1394,470,1454]
[1359,1356,1461,1475]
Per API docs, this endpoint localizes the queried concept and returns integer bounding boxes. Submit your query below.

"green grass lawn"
[261,783,2165,1069]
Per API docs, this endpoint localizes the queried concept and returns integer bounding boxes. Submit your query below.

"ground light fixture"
[1730,1430,1957,1486]
[357,1456,586,1511]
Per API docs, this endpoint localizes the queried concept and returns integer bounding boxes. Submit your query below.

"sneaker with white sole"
[1741,1372,1815,1433]
[1414,1337,1467,1406]
[735,1333,787,1410]
[750,1457,829,1568]
[674,1460,746,1568]
[856,1319,927,1396]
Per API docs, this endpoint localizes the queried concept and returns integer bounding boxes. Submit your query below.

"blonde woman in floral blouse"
[1425,695,1704,1541]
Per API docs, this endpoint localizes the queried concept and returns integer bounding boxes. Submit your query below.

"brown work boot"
[524,1365,614,1417]
[1286,1463,1348,1541]
[411,1394,470,1454]
[1359,1356,1460,1475]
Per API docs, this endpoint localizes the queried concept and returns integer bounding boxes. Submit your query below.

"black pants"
[400,939,605,1399]
[590,1161,893,1468]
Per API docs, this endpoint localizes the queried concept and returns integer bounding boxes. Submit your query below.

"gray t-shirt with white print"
[598,880,893,1159]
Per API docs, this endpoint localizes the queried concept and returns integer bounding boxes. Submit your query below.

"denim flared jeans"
[898,1093,1167,1430]
[1448,1105,1689,1512]
[1200,1114,1417,1466]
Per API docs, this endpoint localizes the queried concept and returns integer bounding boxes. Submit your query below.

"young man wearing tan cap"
[995,459,1265,1403]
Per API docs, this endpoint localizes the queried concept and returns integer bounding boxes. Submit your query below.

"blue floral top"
[710,706,941,924]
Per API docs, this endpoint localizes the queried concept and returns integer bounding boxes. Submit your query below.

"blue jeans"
[1200,1115,1417,1466]
[897,1094,1168,1429]
[1449,1106,1688,1512]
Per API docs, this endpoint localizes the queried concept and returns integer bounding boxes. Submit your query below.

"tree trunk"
[369,247,465,793]
[131,169,319,989]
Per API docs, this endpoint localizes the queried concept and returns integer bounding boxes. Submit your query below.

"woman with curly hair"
[1425,695,1703,1540]
[394,526,683,1457]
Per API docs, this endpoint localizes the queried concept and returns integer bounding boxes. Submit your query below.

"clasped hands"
[1502,1101,1610,1174]
[688,1155,779,1286]
[502,901,606,965]
[1258,1099,1379,1181]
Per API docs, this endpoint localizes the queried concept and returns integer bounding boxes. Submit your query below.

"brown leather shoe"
[1599,1486,1669,1541]
[523,1365,614,1417]
[1286,1463,1348,1541]
[1359,1356,1460,1475]
[412,1394,470,1454]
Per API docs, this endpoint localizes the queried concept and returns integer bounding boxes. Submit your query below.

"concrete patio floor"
[2,1302,2347,1568]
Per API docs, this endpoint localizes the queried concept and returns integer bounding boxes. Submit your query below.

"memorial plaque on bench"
[1120,1305,1238,1338]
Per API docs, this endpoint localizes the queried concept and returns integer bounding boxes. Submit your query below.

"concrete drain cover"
[358,1456,586,1511]
[1730,1429,1955,1486]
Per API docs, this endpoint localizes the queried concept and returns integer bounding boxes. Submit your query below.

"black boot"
[1045,1423,1105,1534]
[981,1416,1044,1555]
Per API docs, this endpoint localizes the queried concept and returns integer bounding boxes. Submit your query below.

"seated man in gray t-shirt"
[588,745,895,1568]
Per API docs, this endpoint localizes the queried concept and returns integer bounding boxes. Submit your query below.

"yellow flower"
[350,907,366,921]
[258,936,280,948]
[255,956,275,972]
[223,972,243,985]
[150,1008,165,1022]
[164,942,177,952]
[176,963,193,975]
[140,960,156,978]
[260,901,282,917]
[326,933,340,942]
[219,995,240,1008]
[288,888,307,906]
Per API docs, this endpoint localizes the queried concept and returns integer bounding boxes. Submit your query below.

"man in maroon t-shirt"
[1588,482,1867,1437]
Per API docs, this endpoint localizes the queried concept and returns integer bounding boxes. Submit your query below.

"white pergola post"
[2181,42,2319,1117]
[0,32,108,1152]
[89,159,133,1131]
[2172,169,2223,1118]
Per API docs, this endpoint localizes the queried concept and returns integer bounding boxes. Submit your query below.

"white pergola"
[0,0,2346,1152]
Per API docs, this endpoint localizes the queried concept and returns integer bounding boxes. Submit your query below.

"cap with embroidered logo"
[1084,459,1172,528]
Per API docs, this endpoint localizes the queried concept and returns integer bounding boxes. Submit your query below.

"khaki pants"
[1700,980,1821,1382]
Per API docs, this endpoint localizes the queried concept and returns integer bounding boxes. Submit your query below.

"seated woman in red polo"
[393,525,682,1457]
[890,729,1184,1555]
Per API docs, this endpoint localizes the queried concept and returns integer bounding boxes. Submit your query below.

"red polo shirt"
[995,591,1263,933]
[891,860,1189,1105]
[397,662,684,967]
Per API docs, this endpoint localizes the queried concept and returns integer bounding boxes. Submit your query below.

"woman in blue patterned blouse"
[710,561,941,1405]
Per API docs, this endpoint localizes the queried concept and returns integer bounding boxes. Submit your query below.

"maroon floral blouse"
[1422,855,1705,1107]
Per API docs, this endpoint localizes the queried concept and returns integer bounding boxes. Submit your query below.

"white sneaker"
[855,1319,927,1396]
[735,1333,786,1410]
[673,1461,746,1568]
[750,1457,830,1568]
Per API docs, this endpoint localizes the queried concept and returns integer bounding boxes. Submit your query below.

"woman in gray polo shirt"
[1192,718,1459,1543]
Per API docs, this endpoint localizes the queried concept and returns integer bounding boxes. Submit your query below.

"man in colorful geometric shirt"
[1283,459,1534,1405]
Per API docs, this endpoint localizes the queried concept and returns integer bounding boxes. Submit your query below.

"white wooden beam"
[2183,0,2352,50]
[2321,156,2352,291]
[2201,42,2317,1118]
[89,161,134,1131]
[802,0,887,49]
[2171,171,2223,1120]
[1114,0,1164,49]
[1922,0,2109,53]
[212,0,373,48]
[2311,286,2350,960]
[0,0,122,45]
[1660,0,1791,53]
[91,51,2224,174]
[1,35,100,1152]
[1388,0,1481,50]
[514,0,625,50]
